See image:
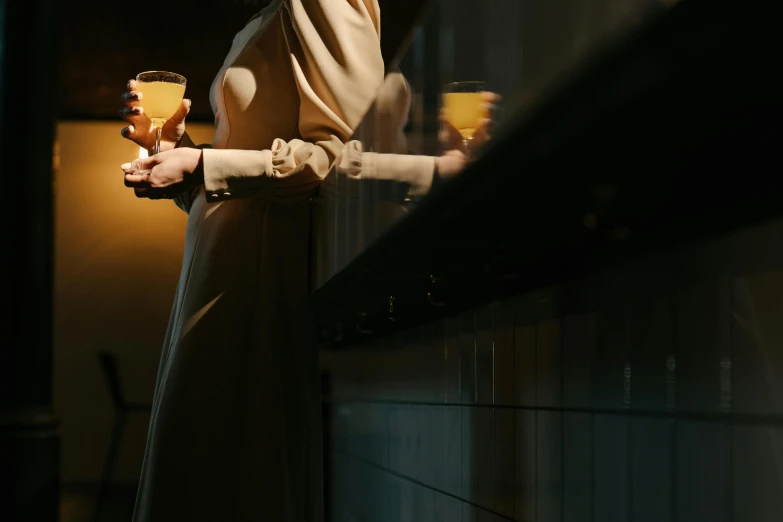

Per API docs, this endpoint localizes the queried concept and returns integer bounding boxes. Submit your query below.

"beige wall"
[54,121,215,482]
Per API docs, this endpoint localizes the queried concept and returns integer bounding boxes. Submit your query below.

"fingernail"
[132,107,141,114]
[121,162,132,171]
[131,93,139,100]
[121,127,129,138]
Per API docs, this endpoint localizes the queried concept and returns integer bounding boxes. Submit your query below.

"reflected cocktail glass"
[442,81,488,155]
[135,71,187,154]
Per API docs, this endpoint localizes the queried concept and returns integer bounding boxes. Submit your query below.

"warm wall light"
[53,139,61,172]
[53,120,215,482]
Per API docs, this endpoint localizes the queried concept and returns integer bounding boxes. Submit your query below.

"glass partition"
[313,0,663,289]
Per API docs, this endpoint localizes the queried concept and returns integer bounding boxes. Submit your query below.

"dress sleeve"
[200,0,384,205]
[337,141,436,197]
[334,69,436,197]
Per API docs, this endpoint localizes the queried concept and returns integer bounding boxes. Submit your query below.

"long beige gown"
[132,1,386,520]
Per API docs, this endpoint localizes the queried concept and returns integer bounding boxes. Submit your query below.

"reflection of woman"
[118,1,383,520]
[336,71,497,198]
[312,71,498,292]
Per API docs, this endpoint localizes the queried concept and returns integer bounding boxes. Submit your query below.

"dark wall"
[57,0,258,121]
[57,0,425,121]
[1,0,60,520]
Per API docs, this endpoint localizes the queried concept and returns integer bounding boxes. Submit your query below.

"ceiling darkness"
[58,0,261,121]
[57,0,424,122]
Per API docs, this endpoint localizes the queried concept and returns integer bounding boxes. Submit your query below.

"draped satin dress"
[132,1,384,520]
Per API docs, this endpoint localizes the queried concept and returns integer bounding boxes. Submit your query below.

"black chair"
[92,352,152,522]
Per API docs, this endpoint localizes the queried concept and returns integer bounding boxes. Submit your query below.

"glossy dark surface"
[318,2,783,520]
[313,0,782,346]
[312,0,662,290]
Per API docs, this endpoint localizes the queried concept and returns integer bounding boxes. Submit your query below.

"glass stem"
[463,139,471,160]
[154,125,162,155]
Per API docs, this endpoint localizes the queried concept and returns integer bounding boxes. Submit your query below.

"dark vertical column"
[0,0,60,521]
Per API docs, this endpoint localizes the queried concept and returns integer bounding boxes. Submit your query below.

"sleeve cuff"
[362,153,436,197]
[201,148,275,202]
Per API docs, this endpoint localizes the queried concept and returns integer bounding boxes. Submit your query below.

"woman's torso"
[210,6,300,151]
[174,3,313,351]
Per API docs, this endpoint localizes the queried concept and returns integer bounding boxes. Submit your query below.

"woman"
[119,1,492,520]
[120,1,383,520]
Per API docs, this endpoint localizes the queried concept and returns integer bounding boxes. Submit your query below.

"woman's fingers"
[120,79,151,147]
[472,119,491,145]
[125,176,176,199]
[121,79,143,112]
[466,118,494,154]
[124,170,151,187]
[119,105,144,121]
[121,90,142,105]
[480,91,501,104]
[480,92,501,122]
[120,124,147,146]
[120,124,152,150]
[122,79,142,108]
[120,125,135,140]
[119,107,151,147]
[170,98,190,123]
[473,92,501,151]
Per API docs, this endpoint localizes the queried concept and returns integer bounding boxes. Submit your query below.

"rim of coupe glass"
[136,71,187,84]
[444,80,486,92]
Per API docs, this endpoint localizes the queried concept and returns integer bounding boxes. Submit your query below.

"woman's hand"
[436,91,501,179]
[121,147,204,200]
[120,79,191,153]
[435,150,469,180]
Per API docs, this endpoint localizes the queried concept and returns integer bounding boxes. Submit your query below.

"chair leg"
[92,413,127,522]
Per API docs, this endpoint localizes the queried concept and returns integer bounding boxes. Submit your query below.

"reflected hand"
[435,149,469,180]
[438,91,501,156]
[121,147,203,200]
[436,91,501,180]
[119,79,191,153]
